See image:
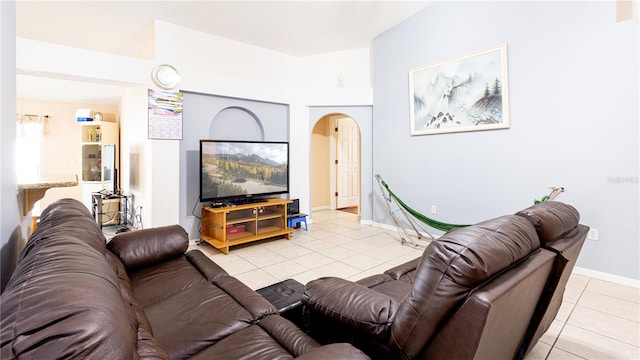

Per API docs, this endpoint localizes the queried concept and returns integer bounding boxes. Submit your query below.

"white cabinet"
[80,121,119,209]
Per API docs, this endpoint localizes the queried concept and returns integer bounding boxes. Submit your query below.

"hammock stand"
[375,174,470,248]
[535,186,565,204]
[375,174,565,248]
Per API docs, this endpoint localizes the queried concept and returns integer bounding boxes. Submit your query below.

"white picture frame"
[409,44,510,136]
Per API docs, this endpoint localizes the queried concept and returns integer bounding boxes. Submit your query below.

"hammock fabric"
[376,175,470,232]
[376,174,564,248]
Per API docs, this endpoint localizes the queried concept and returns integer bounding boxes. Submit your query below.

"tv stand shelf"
[200,199,294,254]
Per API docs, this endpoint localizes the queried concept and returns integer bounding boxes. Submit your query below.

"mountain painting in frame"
[409,44,509,135]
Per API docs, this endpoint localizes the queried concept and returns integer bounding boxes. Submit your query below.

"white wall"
[372,1,639,280]
[144,21,373,232]
[152,21,371,91]
[17,38,152,87]
[118,87,150,226]
[298,48,372,88]
[1,0,20,292]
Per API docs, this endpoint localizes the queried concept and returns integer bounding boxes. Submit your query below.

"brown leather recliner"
[302,202,588,360]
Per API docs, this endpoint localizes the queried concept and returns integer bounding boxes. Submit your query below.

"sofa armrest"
[383,257,420,279]
[213,276,277,320]
[186,250,228,281]
[257,316,370,359]
[296,343,370,360]
[107,225,188,271]
[356,273,395,288]
[303,277,398,339]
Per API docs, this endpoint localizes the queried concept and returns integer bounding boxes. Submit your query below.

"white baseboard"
[573,266,639,288]
[373,221,443,238]
[311,206,331,211]
[372,221,397,232]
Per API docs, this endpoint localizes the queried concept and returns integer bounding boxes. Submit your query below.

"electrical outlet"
[431,205,437,214]
[587,228,598,241]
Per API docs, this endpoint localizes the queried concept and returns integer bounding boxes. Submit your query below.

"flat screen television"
[200,140,289,204]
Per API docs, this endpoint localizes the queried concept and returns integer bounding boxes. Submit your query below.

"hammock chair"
[375,174,564,248]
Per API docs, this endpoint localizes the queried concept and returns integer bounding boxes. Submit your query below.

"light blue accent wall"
[372,1,639,279]
[179,91,289,238]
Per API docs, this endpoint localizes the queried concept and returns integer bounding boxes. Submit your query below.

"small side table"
[287,215,308,231]
[257,279,305,327]
[91,192,130,230]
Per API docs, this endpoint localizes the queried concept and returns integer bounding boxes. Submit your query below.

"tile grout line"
[545,278,591,360]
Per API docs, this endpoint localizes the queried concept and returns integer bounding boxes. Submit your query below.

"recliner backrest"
[516,201,580,246]
[515,201,587,358]
[390,215,541,359]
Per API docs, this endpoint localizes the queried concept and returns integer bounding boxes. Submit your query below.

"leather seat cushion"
[369,280,412,303]
[144,282,255,359]
[128,257,208,307]
[190,315,325,359]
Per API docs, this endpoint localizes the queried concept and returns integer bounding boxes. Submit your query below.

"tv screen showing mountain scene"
[200,140,289,202]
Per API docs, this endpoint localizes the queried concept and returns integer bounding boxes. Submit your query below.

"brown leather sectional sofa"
[0,199,368,359]
[303,201,588,360]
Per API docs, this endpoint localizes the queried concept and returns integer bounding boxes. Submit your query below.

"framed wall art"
[409,44,509,135]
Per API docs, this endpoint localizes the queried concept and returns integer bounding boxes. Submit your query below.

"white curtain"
[16,114,47,183]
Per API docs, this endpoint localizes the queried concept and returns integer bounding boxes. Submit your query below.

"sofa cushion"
[368,279,412,303]
[143,282,256,359]
[190,316,368,360]
[355,274,413,303]
[390,215,540,359]
[190,323,300,360]
[127,256,208,308]
[108,225,188,271]
[516,201,580,245]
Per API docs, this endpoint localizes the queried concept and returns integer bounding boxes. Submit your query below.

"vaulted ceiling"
[15,1,432,105]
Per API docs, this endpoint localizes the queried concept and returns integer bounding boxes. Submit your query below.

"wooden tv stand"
[200,199,294,254]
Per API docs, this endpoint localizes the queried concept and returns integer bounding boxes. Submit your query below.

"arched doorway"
[310,113,361,215]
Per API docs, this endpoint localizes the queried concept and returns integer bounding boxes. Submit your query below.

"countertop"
[18,175,79,215]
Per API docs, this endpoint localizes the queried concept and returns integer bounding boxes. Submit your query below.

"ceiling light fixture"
[151,64,181,90]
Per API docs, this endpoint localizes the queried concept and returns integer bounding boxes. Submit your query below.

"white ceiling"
[15,1,431,106]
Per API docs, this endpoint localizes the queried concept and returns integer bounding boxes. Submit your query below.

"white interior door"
[335,117,360,209]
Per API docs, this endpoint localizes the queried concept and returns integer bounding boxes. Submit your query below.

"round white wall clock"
[151,64,180,90]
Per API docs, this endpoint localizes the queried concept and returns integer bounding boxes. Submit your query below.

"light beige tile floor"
[189,209,640,360]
